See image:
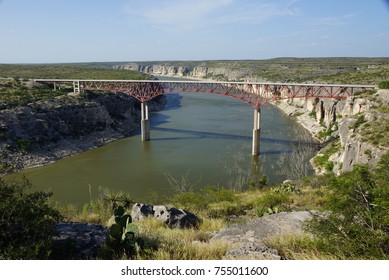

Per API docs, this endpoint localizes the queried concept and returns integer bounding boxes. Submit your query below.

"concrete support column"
[252,108,261,156]
[73,81,80,94]
[141,102,150,141]
[53,82,57,91]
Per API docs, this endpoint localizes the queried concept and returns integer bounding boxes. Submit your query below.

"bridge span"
[34,79,375,155]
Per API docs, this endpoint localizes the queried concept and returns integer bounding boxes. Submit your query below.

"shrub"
[170,186,237,212]
[378,80,389,89]
[324,161,334,172]
[350,115,366,130]
[254,191,291,217]
[306,156,389,259]
[0,177,61,259]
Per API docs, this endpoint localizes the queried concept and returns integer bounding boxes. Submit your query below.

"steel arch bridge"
[34,79,375,155]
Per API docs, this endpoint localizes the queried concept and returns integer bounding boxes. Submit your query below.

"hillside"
[114,57,389,84]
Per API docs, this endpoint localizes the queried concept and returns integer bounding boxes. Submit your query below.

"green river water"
[22,92,316,206]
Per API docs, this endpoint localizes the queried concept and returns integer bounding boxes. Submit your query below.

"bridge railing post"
[252,108,261,156]
[141,102,150,141]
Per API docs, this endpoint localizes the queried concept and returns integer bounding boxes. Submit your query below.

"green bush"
[350,115,366,130]
[254,191,290,217]
[0,177,61,259]
[170,186,237,212]
[324,161,334,172]
[307,154,389,259]
[207,201,245,219]
[378,80,389,89]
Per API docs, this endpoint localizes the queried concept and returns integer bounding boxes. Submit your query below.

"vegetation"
[0,64,152,80]
[124,57,389,84]
[378,80,389,89]
[352,114,389,148]
[318,122,338,139]
[0,176,61,259]
[104,206,139,259]
[350,115,366,130]
[313,139,340,172]
[2,152,389,260]
[306,155,389,259]
[0,65,152,110]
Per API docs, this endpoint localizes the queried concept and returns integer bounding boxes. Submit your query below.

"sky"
[0,0,388,63]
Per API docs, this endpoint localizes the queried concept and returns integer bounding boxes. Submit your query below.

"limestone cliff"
[330,90,389,174]
[114,62,251,81]
[0,92,166,174]
[276,90,388,175]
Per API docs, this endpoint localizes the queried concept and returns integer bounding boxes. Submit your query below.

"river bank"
[0,91,167,175]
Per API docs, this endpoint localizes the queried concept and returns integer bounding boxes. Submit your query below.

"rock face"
[212,211,312,243]
[331,106,388,174]
[115,63,251,81]
[52,222,107,259]
[0,92,166,173]
[212,211,313,260]
[275,90,389,174]
[224,244,281,260]
[131,203,200,229]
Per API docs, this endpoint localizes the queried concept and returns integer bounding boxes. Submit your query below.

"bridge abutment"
[252,108,261,155]
[141,102,150,141]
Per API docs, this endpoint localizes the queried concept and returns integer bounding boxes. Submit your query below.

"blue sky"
[0,0,388,63]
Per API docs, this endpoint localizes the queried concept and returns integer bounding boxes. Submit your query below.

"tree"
[0,177,61,259]
[307,154,389,259]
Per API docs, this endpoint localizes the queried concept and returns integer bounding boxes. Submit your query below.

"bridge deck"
[34,78,375,109]
[33,78,375,88]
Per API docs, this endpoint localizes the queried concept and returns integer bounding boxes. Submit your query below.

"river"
[23,91,317,206]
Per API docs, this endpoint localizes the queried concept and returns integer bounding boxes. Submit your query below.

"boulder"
[153,205,170,223]
[212,211,313,244]
[166,207,200,229]
[131,203,200,229]
[131,203,154,221]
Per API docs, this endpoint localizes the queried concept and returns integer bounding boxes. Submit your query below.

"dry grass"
[265,233,340,260]
[134,217,228,260]
[57,178,337,260]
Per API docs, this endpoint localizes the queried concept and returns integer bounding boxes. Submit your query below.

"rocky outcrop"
[115,63,251,81]
[275,97,344,141]
[0,92,167,173]
[131,203,200,229]
[212,211,313,260]
[330,93,389,174]
[274,89,389,174]
[52,222,107,259]
[224,244,281,260]
[212,211,312,243]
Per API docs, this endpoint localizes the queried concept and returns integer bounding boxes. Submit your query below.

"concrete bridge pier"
[141,102,150,141]
[252,108,261,155]
[73,81,80,94]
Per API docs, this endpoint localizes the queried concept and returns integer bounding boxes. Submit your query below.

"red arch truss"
[34,79,375,109]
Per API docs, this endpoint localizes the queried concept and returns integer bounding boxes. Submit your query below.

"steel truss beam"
[34,79,375,109]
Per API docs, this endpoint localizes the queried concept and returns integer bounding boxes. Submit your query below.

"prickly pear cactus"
[106,206,138,256]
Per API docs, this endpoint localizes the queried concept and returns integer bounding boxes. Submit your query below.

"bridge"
[34,79,375,155]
